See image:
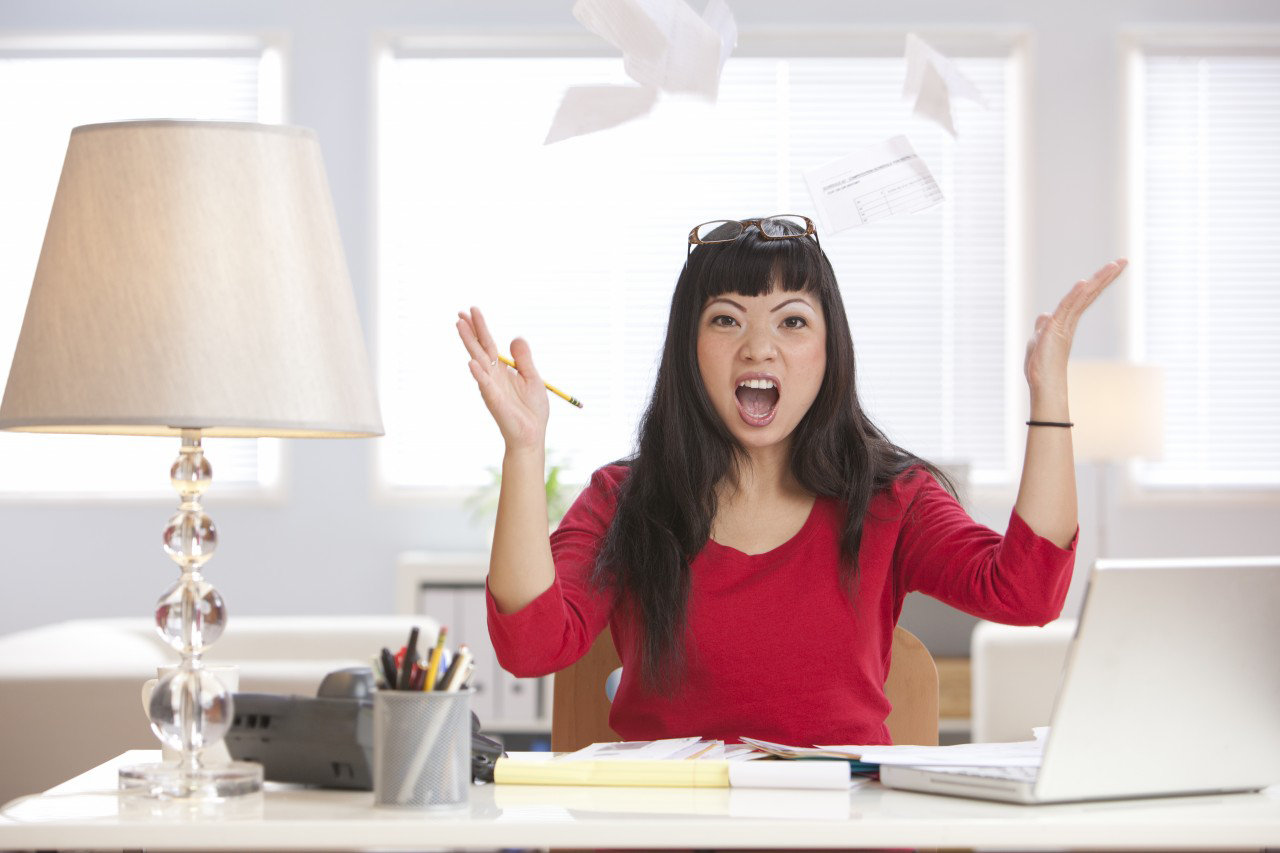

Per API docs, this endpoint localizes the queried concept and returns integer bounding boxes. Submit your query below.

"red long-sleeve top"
[487,465,1075,745]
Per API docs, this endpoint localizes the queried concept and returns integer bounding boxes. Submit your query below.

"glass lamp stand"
[118,429,263,798]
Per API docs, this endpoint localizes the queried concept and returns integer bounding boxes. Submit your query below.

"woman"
[456,215,1125,745]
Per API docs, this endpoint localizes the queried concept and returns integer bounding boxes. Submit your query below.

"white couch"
[970,619,1076,743]
[0,615,433,806]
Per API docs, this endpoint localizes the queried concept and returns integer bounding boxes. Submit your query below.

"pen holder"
[373,688,472,809]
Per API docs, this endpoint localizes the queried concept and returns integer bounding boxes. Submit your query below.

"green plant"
[466,453,574,528]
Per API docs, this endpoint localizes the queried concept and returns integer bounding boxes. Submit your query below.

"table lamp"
[1067,361,1164,557]
[0,120,383,799]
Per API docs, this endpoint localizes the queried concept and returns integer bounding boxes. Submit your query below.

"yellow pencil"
[423,627,447,691]
[498,355,584,408]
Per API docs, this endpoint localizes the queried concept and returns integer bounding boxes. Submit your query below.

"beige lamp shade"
[1067,361,1164,462]
[0,120,383,437]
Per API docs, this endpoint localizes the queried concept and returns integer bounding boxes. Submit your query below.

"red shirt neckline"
[702,496,824,561]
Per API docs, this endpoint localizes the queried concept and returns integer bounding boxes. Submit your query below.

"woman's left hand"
[1024,259,1128,396]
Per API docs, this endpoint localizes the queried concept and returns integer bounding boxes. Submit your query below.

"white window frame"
[371,29,1028,503]
[0,34,289,503]
[1122,30,1280,499]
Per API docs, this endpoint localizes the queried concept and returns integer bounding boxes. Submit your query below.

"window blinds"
[0,53,277,493]
[1136,51,1280,487]
[378,52,1012,489]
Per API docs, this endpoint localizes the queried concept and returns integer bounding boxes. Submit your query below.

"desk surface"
[2,751,1278,851]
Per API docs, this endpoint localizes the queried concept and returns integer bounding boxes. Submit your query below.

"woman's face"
[696,288,827,456]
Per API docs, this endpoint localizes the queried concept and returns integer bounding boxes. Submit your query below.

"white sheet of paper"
[902,32,987,138]
[573,0,668,64]
[622,0,723,99]
[727,760,851,790]
[802,135,943,233]
[560,737,704,761]
[702,0,737,74]
[555,0,737,144]
[544,84,659,144]
[738,737,865,760]
[574,0,736,99]
[724,743,768,761]
[556,0,737,143]
[836,738,1045,768]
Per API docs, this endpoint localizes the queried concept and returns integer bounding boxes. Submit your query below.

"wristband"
[1026,420,1074,428]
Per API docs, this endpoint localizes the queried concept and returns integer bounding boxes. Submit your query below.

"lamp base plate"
[118,760,264,799]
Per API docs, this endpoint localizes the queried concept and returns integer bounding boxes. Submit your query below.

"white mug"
[140,663,240,765]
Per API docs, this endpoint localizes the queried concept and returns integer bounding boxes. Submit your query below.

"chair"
[551,625,939,752]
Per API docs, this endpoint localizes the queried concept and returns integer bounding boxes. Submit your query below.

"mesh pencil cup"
[373,688,473,809]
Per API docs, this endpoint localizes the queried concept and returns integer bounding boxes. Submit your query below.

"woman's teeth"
[735,378,780,422]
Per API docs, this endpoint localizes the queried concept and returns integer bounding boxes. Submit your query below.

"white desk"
[2,751,1278,851]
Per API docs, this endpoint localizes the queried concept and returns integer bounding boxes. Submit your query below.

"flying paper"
[902,33,987,138]
[802,135,943,234]
[544,85,660,145]
[547,0,738,143]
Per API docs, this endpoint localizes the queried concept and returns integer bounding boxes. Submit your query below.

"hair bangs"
[692,230,825,305]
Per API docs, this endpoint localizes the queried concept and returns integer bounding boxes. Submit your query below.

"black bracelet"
[1026,420,1074,428]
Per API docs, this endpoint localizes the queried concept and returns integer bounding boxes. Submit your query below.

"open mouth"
[734,377,780,427]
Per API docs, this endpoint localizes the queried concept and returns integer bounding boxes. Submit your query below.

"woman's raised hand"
[1024,259,1128,396]
[457,307,550,451]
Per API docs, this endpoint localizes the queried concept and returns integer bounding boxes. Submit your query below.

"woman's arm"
[1014,259,1128,548]
[456,307,556,613]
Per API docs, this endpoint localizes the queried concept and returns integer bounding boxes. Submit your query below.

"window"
[1131,44,1280,488]
[378,38,1016,490]
[0,44,284,494]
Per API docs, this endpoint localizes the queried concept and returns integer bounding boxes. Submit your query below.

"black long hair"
[592,220,952,694]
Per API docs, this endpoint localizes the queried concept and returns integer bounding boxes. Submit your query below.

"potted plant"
[467,452,576,533]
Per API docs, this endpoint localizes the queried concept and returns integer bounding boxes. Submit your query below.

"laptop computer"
[880,556,1280,804]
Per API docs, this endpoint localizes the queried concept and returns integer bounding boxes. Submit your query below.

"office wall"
[1,0,1278,649]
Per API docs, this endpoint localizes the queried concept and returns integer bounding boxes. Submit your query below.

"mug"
[140,663,240,765]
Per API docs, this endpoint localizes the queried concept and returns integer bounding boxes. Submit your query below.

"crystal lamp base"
[118,760,264,800]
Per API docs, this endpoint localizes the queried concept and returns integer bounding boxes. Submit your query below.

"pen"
[444,651,475,692]
[423,626,448,691]
[400,626,420,691]
[685,741,718,761]
[454,659,475,691]
[438,643,470,691]
[434,648,452,687]
[379,647,399,691]
[497,355,583,408]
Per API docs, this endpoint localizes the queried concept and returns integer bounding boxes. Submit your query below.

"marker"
[399,626,420,691]
[409,662,427,692]
[497,355,583,408]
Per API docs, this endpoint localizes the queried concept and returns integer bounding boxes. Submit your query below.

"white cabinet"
[396,552,550,734]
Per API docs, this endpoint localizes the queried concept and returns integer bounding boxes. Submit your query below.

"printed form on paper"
[803,135,943,234]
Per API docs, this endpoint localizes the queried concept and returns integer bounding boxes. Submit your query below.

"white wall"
[2,0,1278,645]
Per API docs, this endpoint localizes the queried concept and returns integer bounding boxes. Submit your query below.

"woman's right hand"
[456,307,550,451]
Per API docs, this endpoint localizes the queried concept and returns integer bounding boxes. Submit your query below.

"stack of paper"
[493,738,852,789]
[741,734,1046,768]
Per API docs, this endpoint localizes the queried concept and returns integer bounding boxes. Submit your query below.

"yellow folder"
[494,757,732,788]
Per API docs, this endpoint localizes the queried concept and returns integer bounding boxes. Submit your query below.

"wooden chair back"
[550,625,939,751]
